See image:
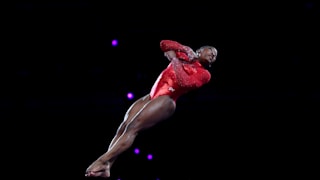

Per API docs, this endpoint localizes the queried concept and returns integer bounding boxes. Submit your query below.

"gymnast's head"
[196,46,218,67]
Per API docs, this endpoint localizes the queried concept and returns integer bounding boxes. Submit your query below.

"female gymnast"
[85,39,218,178]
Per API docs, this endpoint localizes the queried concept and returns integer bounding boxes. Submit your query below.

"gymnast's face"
[197,47,217,66]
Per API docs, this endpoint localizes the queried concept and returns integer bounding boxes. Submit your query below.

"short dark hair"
[196,46,217,55]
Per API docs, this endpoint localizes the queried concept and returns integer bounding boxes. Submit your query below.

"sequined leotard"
[149,40,211,102]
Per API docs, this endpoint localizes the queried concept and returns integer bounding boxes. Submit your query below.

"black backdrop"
[4,1,319,179]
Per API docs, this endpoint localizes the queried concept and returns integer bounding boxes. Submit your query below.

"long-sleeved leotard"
[149,40,211,102]
[160,39,197,61]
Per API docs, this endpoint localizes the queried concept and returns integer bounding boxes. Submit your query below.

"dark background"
[3,1,319,179]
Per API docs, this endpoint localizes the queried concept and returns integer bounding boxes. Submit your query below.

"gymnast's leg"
[85,95,176,178]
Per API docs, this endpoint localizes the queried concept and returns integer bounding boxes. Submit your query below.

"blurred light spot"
[134,148,140,154]
[112,39,118,46]
[147,154,153,160]
[127,92,134,100]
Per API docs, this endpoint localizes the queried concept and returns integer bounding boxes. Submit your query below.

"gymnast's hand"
[186,48,198,61]
[164,50,177,61]
[85,160,110,178]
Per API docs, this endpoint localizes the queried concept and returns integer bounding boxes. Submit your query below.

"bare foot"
[85,160,111,178]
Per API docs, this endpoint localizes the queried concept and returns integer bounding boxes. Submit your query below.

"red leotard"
[149,40,211,102]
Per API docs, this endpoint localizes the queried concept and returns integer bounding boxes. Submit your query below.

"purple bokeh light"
[134,148,140,154]
[147,154,153,160]
[111,39,118,46]
[127,92,134,100]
